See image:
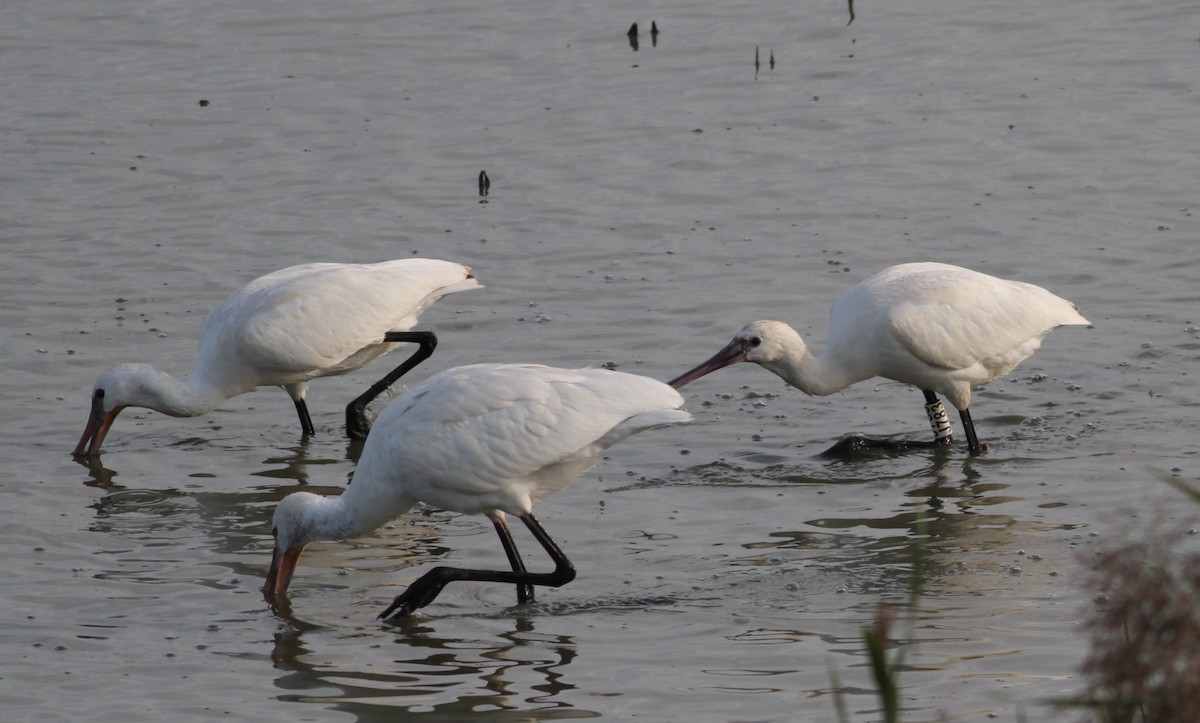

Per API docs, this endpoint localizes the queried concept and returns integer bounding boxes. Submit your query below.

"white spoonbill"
[74,259,481,457]
[263,363,691,618]
[669,262,1088,454]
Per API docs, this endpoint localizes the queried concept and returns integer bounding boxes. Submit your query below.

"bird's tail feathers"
[439,277,484,297]
[597,409,692,449]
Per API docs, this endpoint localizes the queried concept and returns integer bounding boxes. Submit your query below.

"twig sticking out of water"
[755,46,774,77]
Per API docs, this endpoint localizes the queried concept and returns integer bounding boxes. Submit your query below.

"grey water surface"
[3,0,1198,720]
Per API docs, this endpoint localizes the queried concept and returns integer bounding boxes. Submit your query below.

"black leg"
[379,512,576,619]
[959,407,983,455]
[492,516,536,604]
[293,398,316,437]
[922,389,954,446]
[345,331,438,439]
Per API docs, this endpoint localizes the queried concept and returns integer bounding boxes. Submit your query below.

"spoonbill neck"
[763,343,858,397]
[297,494,374,544]
[158,374,241,418]
[110,364,242,418]
[284,472,419,548]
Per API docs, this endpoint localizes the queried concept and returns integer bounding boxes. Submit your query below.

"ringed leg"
[922,389,954,446]
[492,515,536,604]
[345,331,438,439]
[379,512,576,619]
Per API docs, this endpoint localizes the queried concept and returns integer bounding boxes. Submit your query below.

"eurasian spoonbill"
[669,262,1088,454]
[74,258,480,456]
[263,362,691,618]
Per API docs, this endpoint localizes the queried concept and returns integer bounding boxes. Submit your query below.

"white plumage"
[74,258,481,456]
[670,262,1088,453]
[263,363,691,618]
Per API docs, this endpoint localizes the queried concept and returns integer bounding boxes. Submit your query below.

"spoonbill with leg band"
[669,262,1088,454]
[74,258,480,457]
[262,363,691,618]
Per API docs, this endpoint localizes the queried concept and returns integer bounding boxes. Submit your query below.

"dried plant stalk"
[1078,519,1200,723]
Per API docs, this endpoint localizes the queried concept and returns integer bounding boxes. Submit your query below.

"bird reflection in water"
[267,610,588,718]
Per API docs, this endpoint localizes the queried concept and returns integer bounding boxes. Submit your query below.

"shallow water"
[3,0,1199,720]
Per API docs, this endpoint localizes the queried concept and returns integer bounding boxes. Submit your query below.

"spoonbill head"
[74,363,196,457]
[263,363,691,618]
[669,320,806,389]
[73,258,481,457]
[669,263,1089,454]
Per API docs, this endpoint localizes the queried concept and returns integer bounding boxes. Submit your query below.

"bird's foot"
[517,584,536,605]
[378,577,448,620]
[345,407,371,440]
[819,434,946,457]
[378,595,418,620]
[378,589,429,619]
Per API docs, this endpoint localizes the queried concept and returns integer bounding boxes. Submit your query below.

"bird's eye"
[95,388,105,400]
[748,336,762,348]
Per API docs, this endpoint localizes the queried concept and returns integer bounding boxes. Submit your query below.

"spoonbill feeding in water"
[669,262,1088,454]
[74,258,481,457]
[263,362,690,618]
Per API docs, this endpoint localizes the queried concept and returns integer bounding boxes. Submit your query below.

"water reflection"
[74,454,117,487]
[249,438,363,487]
[73,424,1083,722]
[742,456,1079,600]
[267,610,595,721]
[72,430,364,489]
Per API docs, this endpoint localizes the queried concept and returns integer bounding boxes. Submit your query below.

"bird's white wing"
[201,260,478,379]
[369,364,688,514]
[885,276,1083,371]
